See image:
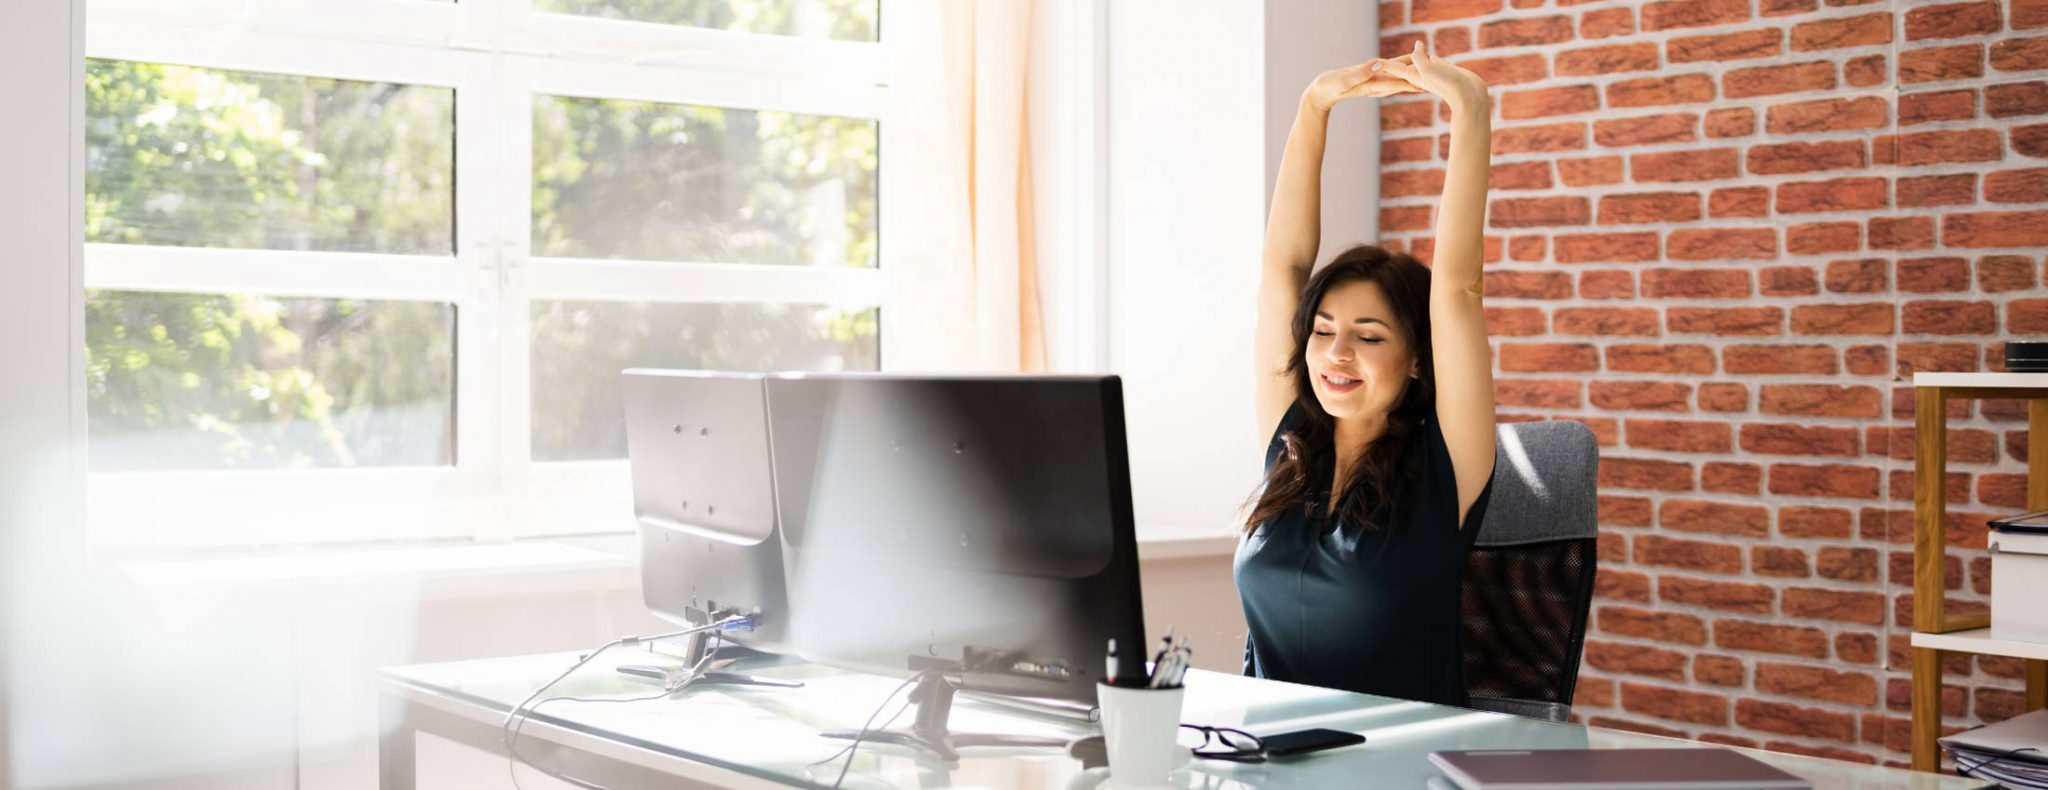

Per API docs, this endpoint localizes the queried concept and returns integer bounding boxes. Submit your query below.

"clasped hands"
[1305,40,1491,120]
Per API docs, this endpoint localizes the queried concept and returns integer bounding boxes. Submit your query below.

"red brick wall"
[1375,0,2048,765]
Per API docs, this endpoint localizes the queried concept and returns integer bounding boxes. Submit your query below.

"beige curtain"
[885,0,1046,372]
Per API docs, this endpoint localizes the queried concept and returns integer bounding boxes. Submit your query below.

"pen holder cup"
[1097,682,1186,785]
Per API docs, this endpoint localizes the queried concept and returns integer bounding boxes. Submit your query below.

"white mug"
[1097,682,1186,785]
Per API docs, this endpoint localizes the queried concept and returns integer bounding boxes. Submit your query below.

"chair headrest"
[1474,420,1600,546]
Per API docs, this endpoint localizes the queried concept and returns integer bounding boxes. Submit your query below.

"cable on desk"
[808,668,942,790]
[806,681,919,768]
[500,617,743,790]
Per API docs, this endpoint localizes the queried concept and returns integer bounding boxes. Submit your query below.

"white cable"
[808,669,941,790]
[500,617,744,790]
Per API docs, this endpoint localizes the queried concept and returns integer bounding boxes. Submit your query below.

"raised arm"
[1257,61,1415,436]
[1382,42,1496,525]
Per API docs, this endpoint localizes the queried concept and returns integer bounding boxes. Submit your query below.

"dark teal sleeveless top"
[1232,404,1494,707]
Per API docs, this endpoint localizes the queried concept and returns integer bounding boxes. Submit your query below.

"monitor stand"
[819,672,1067,762]
[618,628,803,690]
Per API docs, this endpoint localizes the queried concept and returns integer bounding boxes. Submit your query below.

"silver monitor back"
[762,372,1147,704]
[621,369,788,647]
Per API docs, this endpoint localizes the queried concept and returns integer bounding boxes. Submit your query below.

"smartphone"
[1261,727,1367,757]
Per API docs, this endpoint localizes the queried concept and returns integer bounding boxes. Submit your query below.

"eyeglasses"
[1181,724,1266,763]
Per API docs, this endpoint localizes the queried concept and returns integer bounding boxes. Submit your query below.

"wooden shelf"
[1913,372,2048,388]
[1907,383,2048,771]
[1912,628,2048,662]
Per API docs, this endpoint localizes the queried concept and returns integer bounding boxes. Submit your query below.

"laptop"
[1989,510,2048,534]
[1940,708,2048,763]
[1429,748,1812,789]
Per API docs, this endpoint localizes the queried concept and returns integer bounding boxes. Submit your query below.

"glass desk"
[380,647,1991,790]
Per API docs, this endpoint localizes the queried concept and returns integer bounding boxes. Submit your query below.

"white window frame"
[82,0,903,550]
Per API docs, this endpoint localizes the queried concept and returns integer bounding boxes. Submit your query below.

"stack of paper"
[1941,708,2048,788]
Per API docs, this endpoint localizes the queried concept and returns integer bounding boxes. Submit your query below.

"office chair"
[1461,420,1599,723]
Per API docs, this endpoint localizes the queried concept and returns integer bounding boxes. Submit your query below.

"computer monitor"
[762,373,1149,755]
[626,370,1150,754]
[621,370,798,688]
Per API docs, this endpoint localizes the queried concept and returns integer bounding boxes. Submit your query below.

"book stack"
[1988,511,2048,645]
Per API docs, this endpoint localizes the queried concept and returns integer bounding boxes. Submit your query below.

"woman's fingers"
[1336,54,1427,100]
[1378,60,1423,82]
[1355,74,1422,97]
[1363,53,1413,75]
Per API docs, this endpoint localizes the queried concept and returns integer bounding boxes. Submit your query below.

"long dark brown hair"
[1244,244,1436,534]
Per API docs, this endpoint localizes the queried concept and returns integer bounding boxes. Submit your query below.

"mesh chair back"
[1462,420,1599,721]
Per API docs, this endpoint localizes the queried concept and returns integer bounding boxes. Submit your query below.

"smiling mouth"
[1320,372,1363,394]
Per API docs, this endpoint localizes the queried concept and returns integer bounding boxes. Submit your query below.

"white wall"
[1101,0,1380,672]
[1105,3,1380,537]
[1,1,86,787]
[1105,0,1269,542]
[1265,1,1382,251]
[1107,1,1382,543]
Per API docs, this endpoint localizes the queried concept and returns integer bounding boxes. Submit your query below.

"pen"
[1150,628,1175,683]
[1150,648,1180,689]
[1152,638,1191,688]
[1106,639,1120,685]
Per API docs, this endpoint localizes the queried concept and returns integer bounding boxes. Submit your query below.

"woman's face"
[1305,279,1415,422]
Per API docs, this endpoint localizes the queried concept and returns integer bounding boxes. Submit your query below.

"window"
[536,0,878,41]
[531,95,877,268]
[84,0,889,549]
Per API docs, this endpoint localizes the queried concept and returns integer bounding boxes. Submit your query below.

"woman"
[1233,42,1497,707]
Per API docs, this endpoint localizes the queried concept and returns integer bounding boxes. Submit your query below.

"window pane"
[534,0,877,41]
[530,301,878,461]
[86,59,454,254]
[532,95,877,267]
[86,291,455,471]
